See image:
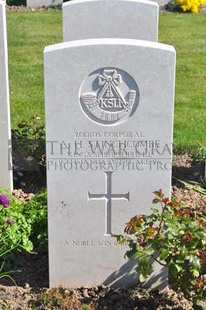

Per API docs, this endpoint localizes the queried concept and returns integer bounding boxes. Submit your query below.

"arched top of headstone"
[63,0,159,42]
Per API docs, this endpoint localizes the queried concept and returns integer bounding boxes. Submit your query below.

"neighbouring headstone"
[63,0,159,42]
[150,0,169,5]
[0,1,13,191]
[44,38,176,289]
[26,0,62,7]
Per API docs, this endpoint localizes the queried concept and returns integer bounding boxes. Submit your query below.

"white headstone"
[26,0,62,7]
[63,0,159,42]
[44,38,176,289]
[150,0,169,5]
[0,1,13,191]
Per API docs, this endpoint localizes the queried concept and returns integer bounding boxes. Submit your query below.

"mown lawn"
[7,10,206,151]
[7,10,62,127]
[159,12,206,151]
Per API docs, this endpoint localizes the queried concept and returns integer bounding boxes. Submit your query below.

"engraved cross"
[88,171,130,236]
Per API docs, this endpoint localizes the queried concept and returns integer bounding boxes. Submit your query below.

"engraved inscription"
[46,135,172,172]
[79,68,139,126]
[64,240,128,247]
[88,171,130,235]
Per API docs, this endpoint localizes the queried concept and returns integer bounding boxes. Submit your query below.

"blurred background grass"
[7,11,206,152]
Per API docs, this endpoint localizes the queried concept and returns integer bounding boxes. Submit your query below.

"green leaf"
[169,264,177,277]
[115,235,126,244]
[174,264,183,272]
[151,208,160,215]
[138,256,149,266]
[160,248,169,260]
[144,247,155,256]
[152,198,161,204]
[192,269,199,277]
[188,255,201,269]
[139,273,146,282]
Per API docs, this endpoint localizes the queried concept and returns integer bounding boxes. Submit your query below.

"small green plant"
[12,116,46,169]
[22,190,47,253]
[1,189,47,257]
[31,292,63,309]
[30,287,82,309]
[0,191,33,281]
[194,144,206,165]
[176,178,206,195]
[81,305,91,310]
[0,191,33,255]
[115,190,206,303]
[164,0,182,12]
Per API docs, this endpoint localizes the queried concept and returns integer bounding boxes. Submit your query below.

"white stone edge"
[0,0,13,191]
[44,38,175,54]
[0,0,11,140]
[62,0,159,9]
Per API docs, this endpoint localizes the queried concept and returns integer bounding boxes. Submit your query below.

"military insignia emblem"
[79,68,139,125]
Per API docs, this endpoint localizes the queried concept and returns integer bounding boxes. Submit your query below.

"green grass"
[159,13,206,151]
[7,11,62,127]
[7,11,206,151]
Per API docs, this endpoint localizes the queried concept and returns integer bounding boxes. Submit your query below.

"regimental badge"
[79,68,139,126]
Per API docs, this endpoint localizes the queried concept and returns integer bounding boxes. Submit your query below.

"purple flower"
[0,194,10,208]
[7,218,14,226]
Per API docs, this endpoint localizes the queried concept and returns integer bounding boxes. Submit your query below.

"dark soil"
[0,154,205,309]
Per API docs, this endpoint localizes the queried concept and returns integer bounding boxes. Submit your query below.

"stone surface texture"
[63,0,159,42]
[151,0,169,5]
[26,0,62,7]
[44,38,176,289]
[0,0,13,191]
